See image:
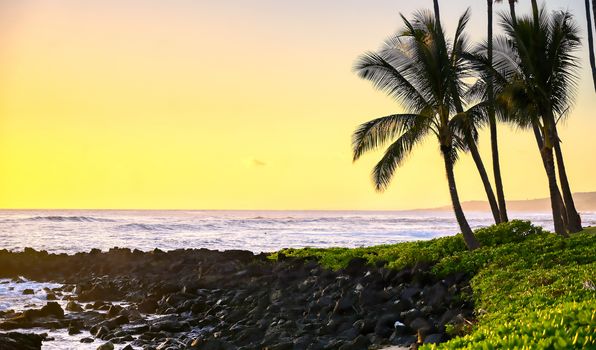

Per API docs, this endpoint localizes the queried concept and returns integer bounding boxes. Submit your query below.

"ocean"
[1,209,595,349]
[1,209,594,254]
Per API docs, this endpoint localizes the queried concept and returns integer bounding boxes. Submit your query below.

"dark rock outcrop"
[0,332,44,350]
[0,248,475,349]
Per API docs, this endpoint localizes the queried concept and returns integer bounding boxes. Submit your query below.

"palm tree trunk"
[433,0,441,27]
[433,0,480,247]
[532,122,568,228]
[542,146,567,236]
[539,108,568,236]
[553,138,583,232]
[490,121,508,222]
[509,0,517,25]
[467,136,501,223]
[442,147,480,250]
[442,1,500,225]
[542,108,581,232]
[593,0,596,59]
[585,0,596,91]
[488,0,509,223]
[531,0,539,22]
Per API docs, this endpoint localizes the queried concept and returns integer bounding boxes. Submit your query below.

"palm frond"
[352,113,428,161]
[372,124,429,192]
[354,52,430,113]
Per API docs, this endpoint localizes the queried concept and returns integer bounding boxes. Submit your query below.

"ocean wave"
[25,216,115,223]
[116,223,199,232]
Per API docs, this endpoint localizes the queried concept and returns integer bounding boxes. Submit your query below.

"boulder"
[400,286,421,302]
[400,308,423,324]
[106,304,123,318]
[344,258,368,276]
[65,301,83,312]
[424,333,445,344]
[0,332,43,350]
[424,282,448,309]
[96,342,114,350]
[333,294,356,315]
[138,298,158,314]
[338,335,371,350]
[389,334,417,347]
[353,319,375,334]
[24,302,64,319]
[409,317,433,333]
[374,314,399,338]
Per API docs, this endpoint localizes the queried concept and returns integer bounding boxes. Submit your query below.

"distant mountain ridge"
[423,192,596,212]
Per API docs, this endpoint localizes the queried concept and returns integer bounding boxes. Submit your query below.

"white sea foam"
[0,210,594,254]
[0,278,138,349]
[0,210,594,349]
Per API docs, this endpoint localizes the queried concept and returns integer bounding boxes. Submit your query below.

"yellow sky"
[0,0,595,210]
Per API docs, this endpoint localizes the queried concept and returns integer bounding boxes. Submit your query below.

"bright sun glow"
[0,0,594,210]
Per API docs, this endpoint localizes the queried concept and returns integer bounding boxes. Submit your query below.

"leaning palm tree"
[528,2,583,233]
[352,10,480,249]
[431,0,502,225]
[593,0,596,45]
[584,0,596,91]
[494,0,571,228]
[497,0,518,23]
[485,0,510,223]
[489,7,583,235]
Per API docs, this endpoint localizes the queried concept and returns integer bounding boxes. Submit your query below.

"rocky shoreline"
[0,248,474,349]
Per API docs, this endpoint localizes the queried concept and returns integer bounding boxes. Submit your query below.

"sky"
[0,0,595,210]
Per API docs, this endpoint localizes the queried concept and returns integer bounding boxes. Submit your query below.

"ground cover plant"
[272,221,596,349]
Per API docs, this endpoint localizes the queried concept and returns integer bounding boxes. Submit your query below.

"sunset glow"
[1,0,595,210]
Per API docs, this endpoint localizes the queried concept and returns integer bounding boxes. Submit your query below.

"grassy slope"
[271,221,596,349]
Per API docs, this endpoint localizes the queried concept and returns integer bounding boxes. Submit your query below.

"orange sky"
[0,0,595,210]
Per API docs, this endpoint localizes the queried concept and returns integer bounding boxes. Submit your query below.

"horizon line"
[1,191,593,212]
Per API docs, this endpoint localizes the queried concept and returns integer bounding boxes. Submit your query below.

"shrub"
[270,223,596,349]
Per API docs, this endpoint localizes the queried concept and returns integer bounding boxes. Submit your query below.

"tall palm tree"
[431,0,502,224]
[433,0,501,223]
[502,0,518,23]
[433,0,441,27]
[490,0,570,230]
[487,0,509,223]
[585,0,596,91]
[490,7,582,235]
[492,0,569,227]
[593,0,596,45]
[527,1,583,233]
[531,0,539,22]
[352,10,480,250]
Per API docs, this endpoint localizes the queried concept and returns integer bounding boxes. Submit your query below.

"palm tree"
[487,0,509,223]
[531,0,539,22]
[433,0,441,27]
[431,0,503,225]
[585,0,596,91]
[499,0,571,229]
[431,0,502,225]
[352,10,480,250]
[499,0,518,23]
[593,0,596,46]
[490,7,582,235]
[527,1,583,233]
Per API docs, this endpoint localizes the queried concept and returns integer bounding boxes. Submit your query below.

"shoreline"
[0,246,473,349]
[0,221,594,349]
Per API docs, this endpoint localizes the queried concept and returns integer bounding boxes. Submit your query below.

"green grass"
[270,221,596,349]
